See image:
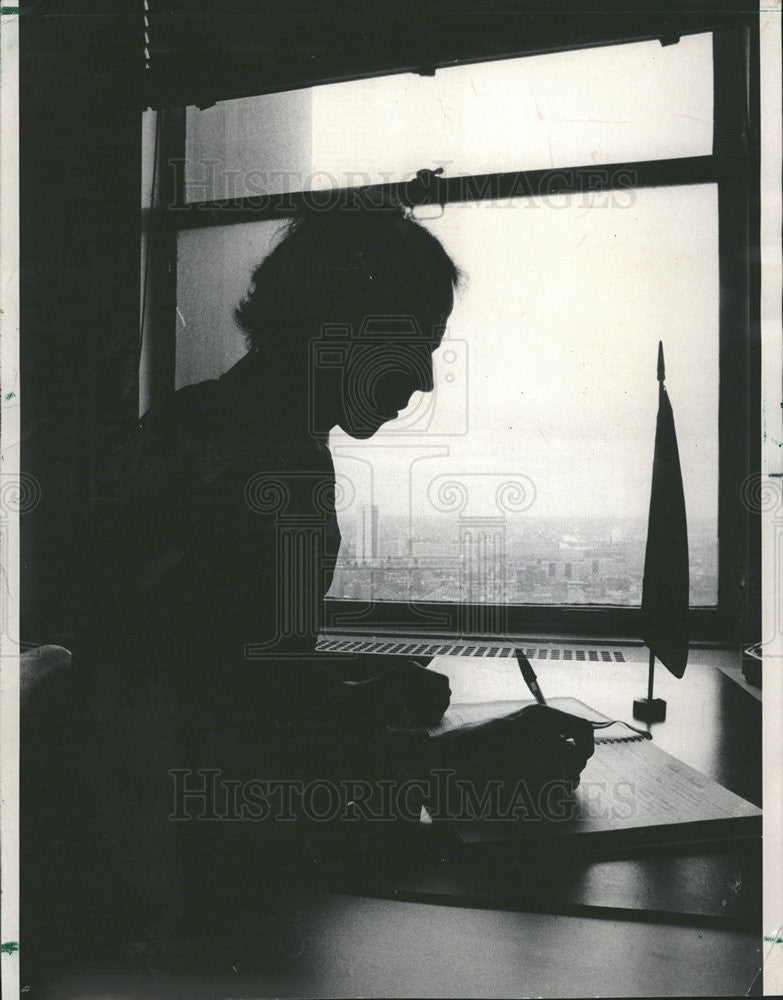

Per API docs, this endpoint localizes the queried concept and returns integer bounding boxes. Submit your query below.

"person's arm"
[271,655,450,731]
[285,702,594,824]
[343,659,451,727]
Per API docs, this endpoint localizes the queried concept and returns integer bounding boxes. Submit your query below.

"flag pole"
[647,648,655,702]
[634,341,680,725]
[634,647,667,722]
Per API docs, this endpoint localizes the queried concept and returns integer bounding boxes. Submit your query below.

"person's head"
[234,201,461,438]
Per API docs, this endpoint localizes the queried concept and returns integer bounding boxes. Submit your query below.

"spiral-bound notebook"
[429,697,762,847]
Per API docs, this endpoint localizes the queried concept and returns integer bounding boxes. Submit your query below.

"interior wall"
[20,3,142,645]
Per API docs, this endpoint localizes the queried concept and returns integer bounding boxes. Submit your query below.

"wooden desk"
[315,652,763,995]
[40,652,763,997]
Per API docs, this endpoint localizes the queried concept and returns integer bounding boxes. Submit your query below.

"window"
[183,33,713,201]
[145,23,757,641]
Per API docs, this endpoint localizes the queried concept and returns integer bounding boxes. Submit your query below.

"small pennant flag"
[641,342,689,678]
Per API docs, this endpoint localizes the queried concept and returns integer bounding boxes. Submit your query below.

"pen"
[515,649,547,705]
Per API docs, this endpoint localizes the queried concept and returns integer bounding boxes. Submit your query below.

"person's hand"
[345,660,451,728]
[434,704,594,781]
[428,705,594,820]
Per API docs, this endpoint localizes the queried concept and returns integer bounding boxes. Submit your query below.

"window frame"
[146,22,760,646]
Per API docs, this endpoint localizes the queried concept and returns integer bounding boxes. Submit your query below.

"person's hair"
[234,201,462,351]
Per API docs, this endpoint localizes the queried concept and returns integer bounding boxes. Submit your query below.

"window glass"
[176,220,286,388]
[185,33,713,202]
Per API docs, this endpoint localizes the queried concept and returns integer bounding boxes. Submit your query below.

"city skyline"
[328,508,717,607]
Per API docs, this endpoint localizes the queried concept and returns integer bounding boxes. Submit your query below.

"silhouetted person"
[83,203,460,724]
[24,202,593,978]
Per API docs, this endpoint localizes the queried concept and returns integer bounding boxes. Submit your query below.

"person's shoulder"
[138,352,331,477]
[165,351,266,430]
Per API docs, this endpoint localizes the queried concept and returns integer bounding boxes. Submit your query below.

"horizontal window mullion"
[323,601,728,644]
[163,154,748,231]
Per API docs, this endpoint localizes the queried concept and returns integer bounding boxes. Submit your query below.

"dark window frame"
[147,22,760,646]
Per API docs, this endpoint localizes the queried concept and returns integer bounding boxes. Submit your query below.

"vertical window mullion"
[713,25,757,643]
[140,106,185,414]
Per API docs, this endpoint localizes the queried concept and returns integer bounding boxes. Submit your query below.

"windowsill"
[320,624,740,653]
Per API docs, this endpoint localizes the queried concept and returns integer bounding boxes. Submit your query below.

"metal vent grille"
[317,636,626,663]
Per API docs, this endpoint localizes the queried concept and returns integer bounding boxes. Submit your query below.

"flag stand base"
[633,697,667,722]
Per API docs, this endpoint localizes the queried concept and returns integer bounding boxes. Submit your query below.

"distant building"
[357,503,379,564]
